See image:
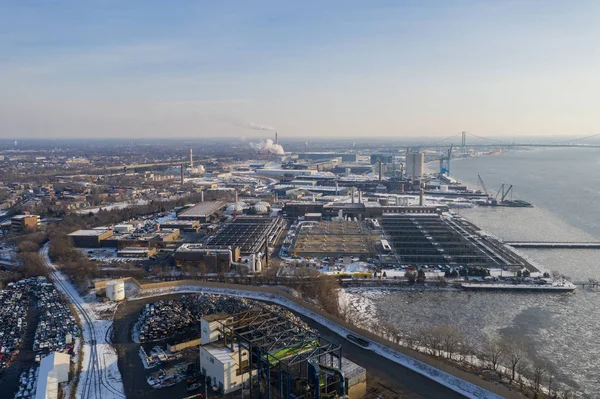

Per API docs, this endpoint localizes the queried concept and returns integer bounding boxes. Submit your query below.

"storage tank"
[106,281,125,301]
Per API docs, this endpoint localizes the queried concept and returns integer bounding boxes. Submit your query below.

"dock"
[506,241,600,249]
[461,282,576,292]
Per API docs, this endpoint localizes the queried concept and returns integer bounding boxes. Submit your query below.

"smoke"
[250,139,285,155]
[247,122,276,132]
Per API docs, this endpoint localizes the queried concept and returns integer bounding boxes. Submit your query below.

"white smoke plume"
[247,122,276,131]
[250,139,285,155]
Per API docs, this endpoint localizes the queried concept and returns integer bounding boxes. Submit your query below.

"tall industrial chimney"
[264,237,269,270]
[419,184,424,206]
[378,159,383,182]
[275,132,278,146]
[234,190,238,219]
[180,164,184,184]
[190,148,193,168]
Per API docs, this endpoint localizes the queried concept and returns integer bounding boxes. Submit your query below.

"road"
[40,244,125,399]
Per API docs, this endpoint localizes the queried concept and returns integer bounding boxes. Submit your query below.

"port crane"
[477,175,492,198]
[495,183,514,202]
[439,144,453,177]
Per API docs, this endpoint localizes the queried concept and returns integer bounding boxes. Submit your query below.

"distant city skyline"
[2,1,600,139]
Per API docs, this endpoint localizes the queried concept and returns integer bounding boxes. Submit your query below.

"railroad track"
[41,245,124,399]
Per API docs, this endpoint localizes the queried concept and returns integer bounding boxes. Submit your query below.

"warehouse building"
[115,229,180,250]
[68,229,114,248]
[159,219,201,232]
[177,201,226,222]
[35,352,70,399]
[174,244,240,273]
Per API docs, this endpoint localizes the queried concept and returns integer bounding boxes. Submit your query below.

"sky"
[1,0,600,139]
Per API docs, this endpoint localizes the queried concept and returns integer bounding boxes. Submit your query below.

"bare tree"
[546,363,558,398]
[440,325,462,360]
[516,359,529,392]
[483,336,504,372]
[532,359,547,393]
[501,333,527,381]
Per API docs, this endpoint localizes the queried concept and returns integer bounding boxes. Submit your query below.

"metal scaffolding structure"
[381,213,531,268]
[207,217,285,255]
[218,307,343,399]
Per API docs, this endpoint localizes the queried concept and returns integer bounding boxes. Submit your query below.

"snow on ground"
[75,199,149,215]
[41,244,125,399]
[130,285,503,399]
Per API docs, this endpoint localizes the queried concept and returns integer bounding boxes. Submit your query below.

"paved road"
[113,293,466,399]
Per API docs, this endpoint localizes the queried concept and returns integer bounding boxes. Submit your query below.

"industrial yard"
[289,221,377,258]
[113,292,466,399]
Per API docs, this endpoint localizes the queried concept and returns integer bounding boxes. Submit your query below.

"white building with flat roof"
[35,352,70,399]
[200,343,253,394]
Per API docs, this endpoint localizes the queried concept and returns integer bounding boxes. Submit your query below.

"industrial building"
[199,307,366,399]
[115,229,180,250]
[207,217,285,255]
[177,201,226,222]
[405,151,424,178]
[297,152,359,163]
[381,213,534,268]
[35,352,70,399]
[283,202,325,218]
[290,221,376,258]
[159,219,201,232]
[11,214,40,233]
[117,246,158,258]
[68,229,114,248]
[174,244,240,273]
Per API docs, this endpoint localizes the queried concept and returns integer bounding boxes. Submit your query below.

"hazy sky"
[2,1,600,139]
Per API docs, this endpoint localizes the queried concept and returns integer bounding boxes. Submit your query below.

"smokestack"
[378,159,383,182]
[234,190,238,219]
[180,164,184,184]
[200,190,204,202]
[190,148,193,168]
[351,187,355,203]
[358,190,362,203]
[275,131,278,146]
[419,184,424,206]
[264,237,269,270]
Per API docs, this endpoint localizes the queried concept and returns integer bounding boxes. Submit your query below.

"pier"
[506,241,600,249]
[573,279,600,288]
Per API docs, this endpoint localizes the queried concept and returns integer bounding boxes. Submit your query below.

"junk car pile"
[13,366,38,399]
[32,280,79,353]
[136,294,313,343]
[0,280,30,371]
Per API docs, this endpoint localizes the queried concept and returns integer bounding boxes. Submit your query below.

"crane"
[439,144,454,177]
[477,175,490,197]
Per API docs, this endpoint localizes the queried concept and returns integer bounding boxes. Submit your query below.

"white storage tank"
[106,280,125,301]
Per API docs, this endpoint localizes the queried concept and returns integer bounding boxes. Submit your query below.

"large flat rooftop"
[177,201,225,219]
[381,213,536,269]
[291,221,376,256]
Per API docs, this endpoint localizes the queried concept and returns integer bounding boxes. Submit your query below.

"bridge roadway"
[506,241,600,249]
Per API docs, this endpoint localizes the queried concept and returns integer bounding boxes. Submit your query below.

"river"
[345,148,600,397]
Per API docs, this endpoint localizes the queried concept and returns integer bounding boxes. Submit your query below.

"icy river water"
[344,148,600,396]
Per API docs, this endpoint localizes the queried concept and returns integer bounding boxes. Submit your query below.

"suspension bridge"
[417,131,600,149]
